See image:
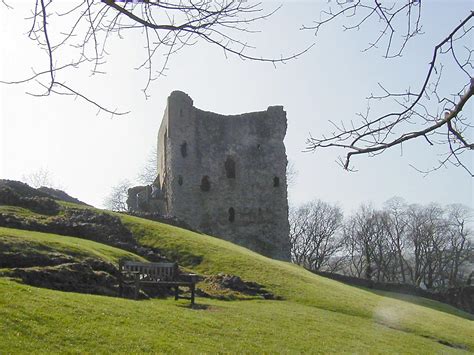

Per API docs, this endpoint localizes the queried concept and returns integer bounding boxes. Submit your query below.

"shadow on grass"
[362,287,474,321]
[176,303,214,311]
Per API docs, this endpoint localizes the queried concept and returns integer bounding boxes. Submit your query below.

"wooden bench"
[118,261,197,305]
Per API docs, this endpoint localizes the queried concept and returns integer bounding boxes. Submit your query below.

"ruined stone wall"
[156,91,290,260]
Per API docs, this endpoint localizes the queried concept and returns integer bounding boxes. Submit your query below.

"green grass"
[0,227,145,266]
[0,278,471,354]
[368,288,474,320]
[0,209,472,353]
[120,216,474,349]
[0,205,51,220]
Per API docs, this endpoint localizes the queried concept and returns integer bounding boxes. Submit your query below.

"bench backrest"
[120,261,178,282]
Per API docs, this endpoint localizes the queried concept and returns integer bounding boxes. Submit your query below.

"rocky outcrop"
[7,260,119,297]
[0,180,51,199]
[37,186,90,206]
[201,273,280,300]
[0,209,166,263]
[0,179,89,210]
[0,184,60,215]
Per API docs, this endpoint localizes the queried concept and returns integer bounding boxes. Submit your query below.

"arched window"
[200,176,211,192]
[177,175,183,186]
[225,157,236,178]
[228,207,235,222]
[273,176,280,187]
[180,142,187,158]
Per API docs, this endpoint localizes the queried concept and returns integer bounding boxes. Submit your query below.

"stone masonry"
[128,91,290,261]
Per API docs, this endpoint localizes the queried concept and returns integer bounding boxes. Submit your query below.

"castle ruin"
[128,91,290,261]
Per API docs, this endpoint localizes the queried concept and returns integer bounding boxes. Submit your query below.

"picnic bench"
[118,261,197,305]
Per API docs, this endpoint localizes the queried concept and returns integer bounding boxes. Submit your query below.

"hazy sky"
[0,1,472,214]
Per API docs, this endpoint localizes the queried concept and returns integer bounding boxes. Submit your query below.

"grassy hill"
[0,202,473,353]
[0,226,144,266]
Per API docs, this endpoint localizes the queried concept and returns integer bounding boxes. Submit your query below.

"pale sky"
[0,1,472,215]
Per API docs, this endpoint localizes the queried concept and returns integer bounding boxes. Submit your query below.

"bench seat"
[118,261,197,304]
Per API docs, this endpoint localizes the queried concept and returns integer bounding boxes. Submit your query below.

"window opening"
[225,157,236,178]
[180,142,187,158]
[228,207,235,222]
[200,176,211,191]
[273,176,280,187]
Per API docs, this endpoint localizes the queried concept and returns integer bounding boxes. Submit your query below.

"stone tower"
[133,91,291,261]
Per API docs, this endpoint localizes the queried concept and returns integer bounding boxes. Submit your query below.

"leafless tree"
[289,200,344,271]
[383,197,410,283]
[345,204,409,283]
[286,160,298,188]
[104,179,131,211]
[305,1,473,175]
[1,1,311,116]
[137,146,158,185]
[371,211,399,282]
[342,204,382,280]
[337,199,473,289]
[404,203,446,288]
[443,204,473,287]
[22,167,61,189]
[341,220,365,278]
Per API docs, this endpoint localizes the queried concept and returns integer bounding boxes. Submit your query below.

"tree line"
[290,198,473,291]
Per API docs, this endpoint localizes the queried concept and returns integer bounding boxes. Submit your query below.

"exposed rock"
[0,251,76,269]
[0,179,90,207]
[0,186,59,215]
[7,261,118,296]
[0,186,22,206]
[55,208,136,245]
[0,208,166,262]
[0,180,51,199]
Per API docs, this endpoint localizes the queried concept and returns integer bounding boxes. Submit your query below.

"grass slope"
[125,215,474,348]
[0,211,472,353]
[1,278,469,354]
[0,227,144,267]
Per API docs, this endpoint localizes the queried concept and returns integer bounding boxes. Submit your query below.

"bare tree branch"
[305,4,473,175]
[2,1,313,116]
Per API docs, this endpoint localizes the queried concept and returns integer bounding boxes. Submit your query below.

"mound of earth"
[37,186,90,206]
[0,207,168,263]
[200,273,280,300]
[7,260,118,296]
[0,179,89,211]
[0,180,51,199]
[0,182,60,215]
